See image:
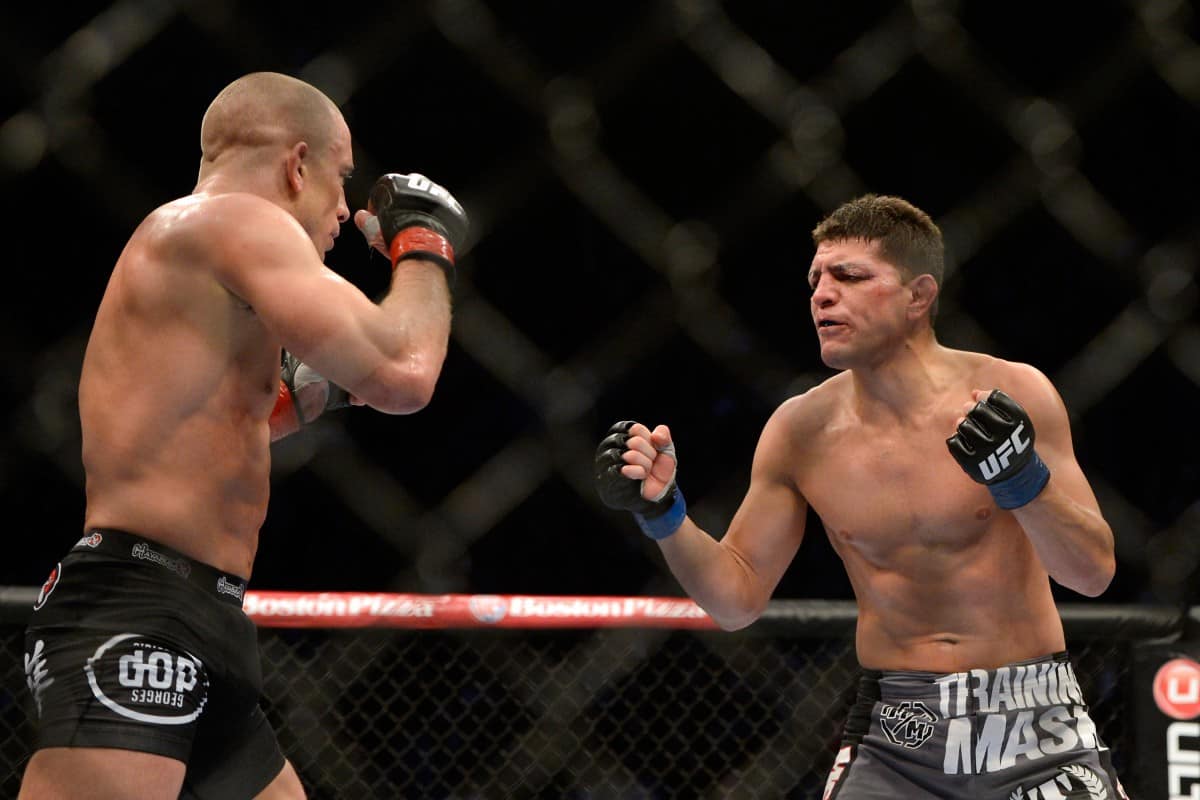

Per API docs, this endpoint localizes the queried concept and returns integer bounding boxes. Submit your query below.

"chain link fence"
[4,2,1199,615]
[1,603,1180,799]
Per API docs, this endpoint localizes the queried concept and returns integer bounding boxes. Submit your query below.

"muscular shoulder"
[148,193,305,260]
[770,374,847,433]
[754,373,849,470]
[958,351,1066,427]
[141,193,319,298]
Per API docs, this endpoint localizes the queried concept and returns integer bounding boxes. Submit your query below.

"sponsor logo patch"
[24,639,55,718]
[1152,658,1200,720]
[33,564,62,611]
[85,633,208,725]
[215,576,245,602]
[469,595,508,624]
[130,542,192,579]
[1009,763,1108,800]
[823,744,853,800]
[880,701,938,749]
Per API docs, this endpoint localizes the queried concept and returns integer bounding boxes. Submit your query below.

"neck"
[849,331,952,419]
[195,169,261,196]
[194,149,285,201]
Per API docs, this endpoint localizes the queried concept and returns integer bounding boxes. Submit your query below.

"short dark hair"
[812,194,944,320]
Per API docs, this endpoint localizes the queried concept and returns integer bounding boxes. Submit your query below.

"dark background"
[1,1,1198,609]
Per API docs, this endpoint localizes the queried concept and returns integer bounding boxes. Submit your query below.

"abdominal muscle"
[843,536,1068,673]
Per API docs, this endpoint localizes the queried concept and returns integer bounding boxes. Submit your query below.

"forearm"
[659,519,766,630]
[363,261,451,411]
[1012,480,1115,597]
[948,387,1115,597]
[593,419,802,630]
[339,172,462,413]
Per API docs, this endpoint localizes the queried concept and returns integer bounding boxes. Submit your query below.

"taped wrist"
[633,485,687,540]
[987,450,1050,509]
[389,226,456,287]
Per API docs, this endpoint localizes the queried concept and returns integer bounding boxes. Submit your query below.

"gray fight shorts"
[823,652,1130,800]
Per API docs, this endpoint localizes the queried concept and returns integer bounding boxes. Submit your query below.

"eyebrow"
[808,261,860,281]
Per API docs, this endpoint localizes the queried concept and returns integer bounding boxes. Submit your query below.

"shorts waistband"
[72,529,248,607]
[859,652,1084,709]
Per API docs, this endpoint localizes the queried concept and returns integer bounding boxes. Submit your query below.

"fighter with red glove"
[269,172,469,441]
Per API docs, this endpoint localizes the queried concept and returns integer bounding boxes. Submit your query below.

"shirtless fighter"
[594,194,1128,798]
[19,72,467,799]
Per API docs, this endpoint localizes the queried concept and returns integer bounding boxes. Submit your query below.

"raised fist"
[594,420,686,539]
[367,173,469,275]
[946,389,1050,509]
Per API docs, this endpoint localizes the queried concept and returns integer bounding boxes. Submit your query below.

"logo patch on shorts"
[880,700,938,749]
[1009,763,1108,799]
[130,542,192,578]
[24,639,55,718]
[75,532,103,548]
[33,563,62,611]
[85,633,209,725]
[823,744,854,800]
[215,576,245,602]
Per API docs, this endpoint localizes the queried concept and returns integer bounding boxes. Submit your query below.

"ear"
[907,274,938,320]
[285,142,309,194]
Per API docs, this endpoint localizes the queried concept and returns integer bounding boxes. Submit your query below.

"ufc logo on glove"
[977,423,1031,481]
[946,390,1050,510]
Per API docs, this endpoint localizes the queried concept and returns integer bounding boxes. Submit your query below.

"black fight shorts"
[823,652,1130,800]
[23,529,285,799]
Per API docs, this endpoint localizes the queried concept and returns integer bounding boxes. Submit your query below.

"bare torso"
[789,355,1066,672]
[79,197,281,578]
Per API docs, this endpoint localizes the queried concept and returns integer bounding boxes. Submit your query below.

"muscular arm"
[626,412,809,630]
[194,193,450,414]
[995,366,1116,597]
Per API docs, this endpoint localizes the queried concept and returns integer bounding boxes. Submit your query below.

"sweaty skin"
[80,194,286,578]
[77,87,451,582]
[21,71,458,800]
[762,355,1088,671]
[618,238,1114,672]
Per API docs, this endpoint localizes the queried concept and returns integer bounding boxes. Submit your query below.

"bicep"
[721,423,809,597]
[1014,367,1103,511]
[723,478,809,595]
[200,203,382,377]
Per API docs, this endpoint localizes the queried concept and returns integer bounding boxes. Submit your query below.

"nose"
[811,273,837,308]
[336,190,350,224]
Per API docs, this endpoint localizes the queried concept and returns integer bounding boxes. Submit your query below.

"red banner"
[243,591,718,630]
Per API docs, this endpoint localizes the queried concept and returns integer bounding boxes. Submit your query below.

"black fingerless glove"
[368,173,469,284]
[594,421,687,540]
[946,389,1050,509]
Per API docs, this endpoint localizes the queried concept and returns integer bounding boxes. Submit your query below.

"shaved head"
[200,72,342,167]
[194,72,354,252]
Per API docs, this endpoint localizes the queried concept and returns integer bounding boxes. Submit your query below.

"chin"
[819,346,846,370]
